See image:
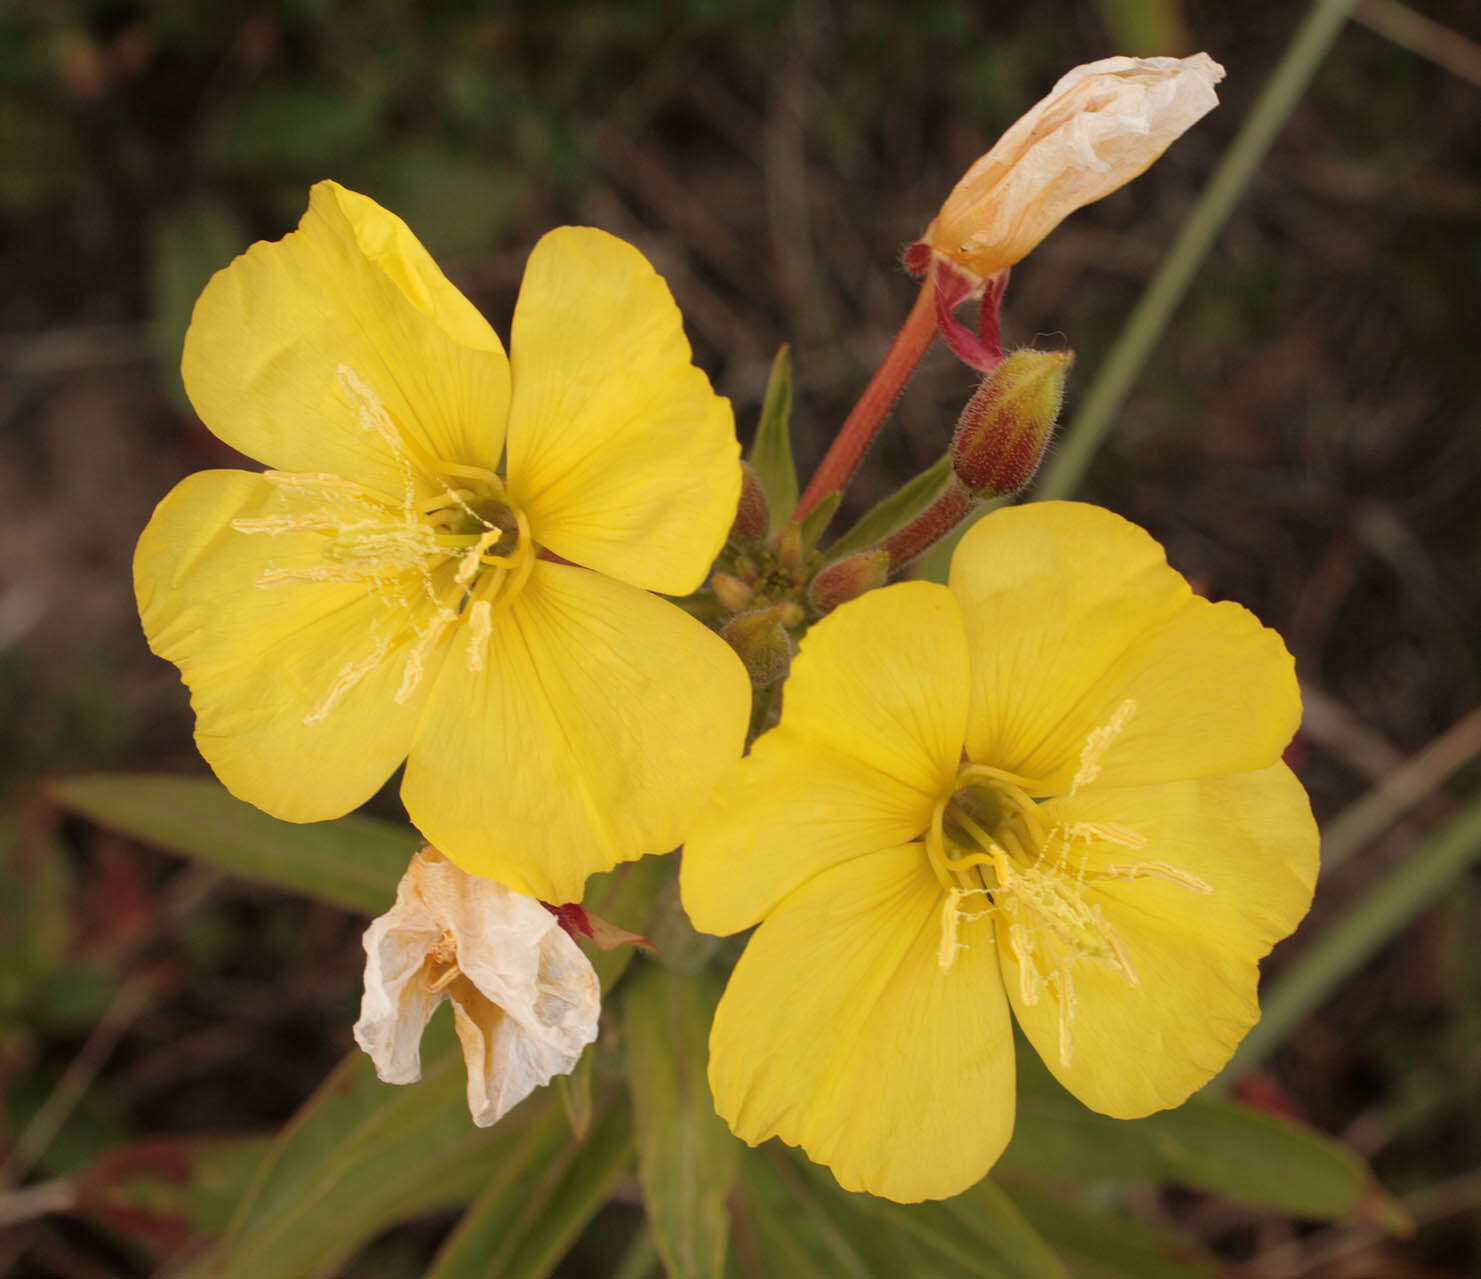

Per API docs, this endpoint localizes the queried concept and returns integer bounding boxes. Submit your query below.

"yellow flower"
[135,181,750,903]
[919,54,1225,289]
[681,502,1317,1203]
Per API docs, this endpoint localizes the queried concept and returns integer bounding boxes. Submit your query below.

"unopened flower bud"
[918,54,1224,288]
[711,571,755,614]
[775,520,804,571]
[808,549,890,616]
[951,349,1071,498]
[721,607,794,688]
[729,462,771,546]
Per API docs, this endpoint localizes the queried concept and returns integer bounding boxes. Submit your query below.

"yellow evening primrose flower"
[680,502,1318,1204]
[135,181,750,904]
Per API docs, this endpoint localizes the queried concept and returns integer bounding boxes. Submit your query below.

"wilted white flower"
[919,53,1225,287]
[354,847,600,1126]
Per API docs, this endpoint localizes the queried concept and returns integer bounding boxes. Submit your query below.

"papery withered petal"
[928,53,1225,283]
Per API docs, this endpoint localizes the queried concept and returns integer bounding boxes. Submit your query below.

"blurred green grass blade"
[1000,1180,1216,1279]
[70,1135,271,1258]
[1226,787,1481,1080]
[148,197,247,410]
[732,1147,873,1277]
[1035,0,1360,500]
[1007,1050,1383,1221]
[190,1016,561,1279]
[50,774,415,917]
[747,345,798,532]
[823,455,952,562]
[624,963,737,1279]
[426,1091,634,1279]
[781,1152,1068,1279]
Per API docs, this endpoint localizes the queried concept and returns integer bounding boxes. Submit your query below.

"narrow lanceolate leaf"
[185,1015,557,1279]
[50,774,415,917]
[623,963,738,1279]
[772,1151,1067,1279]
[822,454,952,563]
[746,345,798,532]
[1001,1181,1217,1279]
[70,1135,271,1260]
[1006,1050,1386,1222]
[426,1090,634,1279]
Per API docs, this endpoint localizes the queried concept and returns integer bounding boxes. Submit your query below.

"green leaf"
[49,774,416,917]
[746,346,798,533]
[1006,1050,1382,1221]
[799,492,841,553]
[766,1151,1067,1279]
[731,1147,872,1278]
[1000,1180,1216,1279]
[624,963,738,1279]
[426,1090,634,1278]
[71,1135,271,1258]
[188,1016,559,1279]
[822,454,951,562]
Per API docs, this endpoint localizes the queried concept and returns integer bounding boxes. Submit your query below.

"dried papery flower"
[355,848,600,1126]
[920,54,1225,288]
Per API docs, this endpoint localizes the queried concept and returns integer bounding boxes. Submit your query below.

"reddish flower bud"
[808,549,890,616]
[729,462,771,546]
[951,349,1071,499]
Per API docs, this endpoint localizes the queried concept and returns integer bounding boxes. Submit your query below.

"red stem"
[793,277,938,523]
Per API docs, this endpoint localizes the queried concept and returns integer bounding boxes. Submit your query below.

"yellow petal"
[950,502,1299,790]
[183,181,509,496]
[682,580,967,937]
[401,560,750,903]
[1001,762,1318,1117]
[504,227,739,595]
[134,470,443,820]
[709,844,1016,1203]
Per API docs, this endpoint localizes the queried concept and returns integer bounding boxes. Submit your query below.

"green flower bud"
[951,349,1071,498]
[721,607,795,688]
[711,571,755,614]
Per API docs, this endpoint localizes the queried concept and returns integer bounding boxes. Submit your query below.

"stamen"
[232,514,344,536]
[1069,698,1136,796]
[1055,961,1077,1067]
[937,888,962,973]
[1065,821,1147,850]
[396,606,457,703]
[1099,861,1213,894]
[304,638,390,725]
[465,600,493,673]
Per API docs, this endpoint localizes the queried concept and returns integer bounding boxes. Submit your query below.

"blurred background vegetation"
[2,0,1480,1273]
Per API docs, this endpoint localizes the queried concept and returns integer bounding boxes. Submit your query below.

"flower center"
[229,367,539,724]
[924,749,1210,1068]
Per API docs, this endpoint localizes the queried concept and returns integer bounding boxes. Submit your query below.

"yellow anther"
[1101,861,1213,894]
[395,606,457,704]
[232,514,342,536]
[304,639,390,725]
[466,600,494,674]
[1069,698,1136,796]
[937,888,962,973]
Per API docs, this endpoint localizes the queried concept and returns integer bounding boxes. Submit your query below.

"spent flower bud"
[951,349,1070,499]
[721,607,795,688]
[729,462,771,546]
[920,54,1225,288]
[808,549,890,616]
